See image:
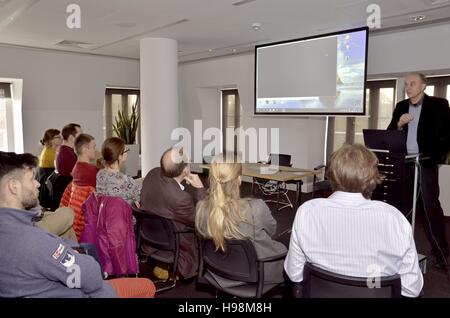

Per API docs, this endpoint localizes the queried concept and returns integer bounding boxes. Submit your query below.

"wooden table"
[199,163,320,210]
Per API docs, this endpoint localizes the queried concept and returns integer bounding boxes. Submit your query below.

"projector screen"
[255,27,368,116]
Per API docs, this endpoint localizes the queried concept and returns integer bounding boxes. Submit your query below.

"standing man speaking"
[388,72,450,269]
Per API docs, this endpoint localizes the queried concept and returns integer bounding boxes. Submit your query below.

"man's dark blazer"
[140,167,206,279]
[387,94,450,164]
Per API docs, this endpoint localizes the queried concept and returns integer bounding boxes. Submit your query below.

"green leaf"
[113,101,140,144]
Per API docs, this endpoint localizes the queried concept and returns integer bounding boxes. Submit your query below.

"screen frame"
[254,26,369,116]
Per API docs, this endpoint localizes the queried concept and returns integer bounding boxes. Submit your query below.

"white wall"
[179,54,326,170]
[178,24,450,190]
[368,24,450,75]
[1,23,448,191]
[0,46,139,155]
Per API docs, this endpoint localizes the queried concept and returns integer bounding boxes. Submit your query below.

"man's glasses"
[122,147,130,155]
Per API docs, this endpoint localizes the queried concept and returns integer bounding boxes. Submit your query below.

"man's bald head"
[160,147,188,178]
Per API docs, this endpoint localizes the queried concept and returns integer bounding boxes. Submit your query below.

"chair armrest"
[175,226,195,234]
[257,250,288,263]
[314,164,326,170]
[175,228,195,234]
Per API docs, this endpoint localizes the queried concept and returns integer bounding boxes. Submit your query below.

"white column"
[140,38,179,176]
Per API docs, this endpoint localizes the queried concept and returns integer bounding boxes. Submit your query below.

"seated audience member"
[55,123,82,176]
[36,206,78,242]
[284,144,424,298]
[72,133,98,187]
[40,124,82,211]
[196,153,287,287]
[36,128,62,180]
[96,137,140,204]
[140,147,206,280]
[0,151,155,298]
[36,129,62,203]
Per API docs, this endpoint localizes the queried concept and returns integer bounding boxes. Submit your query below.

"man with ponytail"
[140,147,206,280]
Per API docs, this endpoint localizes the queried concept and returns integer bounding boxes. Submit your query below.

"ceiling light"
[411,15,426,22]
[422,0,450,5]
[232,0,257,6]
[252,22,261,31]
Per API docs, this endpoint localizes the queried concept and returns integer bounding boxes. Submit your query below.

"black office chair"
[297,263,401,298]
[40,171,72,211]
[253,154,294,211]
[312,164,332,198]
[132,204,193,292]
[199,238,287,298]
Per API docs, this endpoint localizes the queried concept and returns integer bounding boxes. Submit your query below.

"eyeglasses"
[122,147,130,155]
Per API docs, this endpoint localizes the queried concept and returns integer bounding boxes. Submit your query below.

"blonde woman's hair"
[326,143,382,199]
[195,153,246,251]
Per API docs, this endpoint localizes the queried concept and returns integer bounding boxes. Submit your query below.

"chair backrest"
[268,154,292,167]
[40,171,73,210]
[81,194,138,276]
[302,263,401,298]
[201,239,259,283]
[132,205,177,252]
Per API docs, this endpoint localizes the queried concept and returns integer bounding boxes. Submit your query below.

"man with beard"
[0,151,155,298]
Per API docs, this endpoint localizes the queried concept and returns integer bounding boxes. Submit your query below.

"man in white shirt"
[284,144,423,297]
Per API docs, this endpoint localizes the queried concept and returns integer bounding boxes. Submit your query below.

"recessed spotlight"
[231,48,237,52]
[208,49,213,52]
[252,22,261,31]
[411,15,426,22]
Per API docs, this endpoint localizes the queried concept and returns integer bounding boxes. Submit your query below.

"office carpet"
[138,181,450,298]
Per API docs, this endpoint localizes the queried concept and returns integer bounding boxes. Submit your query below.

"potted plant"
[113,102,140,177]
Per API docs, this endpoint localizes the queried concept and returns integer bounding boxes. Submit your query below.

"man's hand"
[397,113,414,129]
[184,173,204,188]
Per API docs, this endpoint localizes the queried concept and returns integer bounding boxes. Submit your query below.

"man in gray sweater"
[0,151,154,298]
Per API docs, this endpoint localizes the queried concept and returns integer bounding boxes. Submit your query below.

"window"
[0,95,7,151]
[330,80,396,155]
[0,83,12,151]
[104,88,140,144]
[426,75,450,99]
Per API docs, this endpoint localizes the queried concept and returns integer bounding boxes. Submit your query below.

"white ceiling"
[0,0,448,62]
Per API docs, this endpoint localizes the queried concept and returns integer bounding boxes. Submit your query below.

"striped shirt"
[284,191,423,297]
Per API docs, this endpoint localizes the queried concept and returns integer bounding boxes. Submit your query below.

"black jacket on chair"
[387,94,450,164]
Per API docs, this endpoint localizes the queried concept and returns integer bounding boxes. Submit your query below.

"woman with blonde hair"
[196,153,287,287]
